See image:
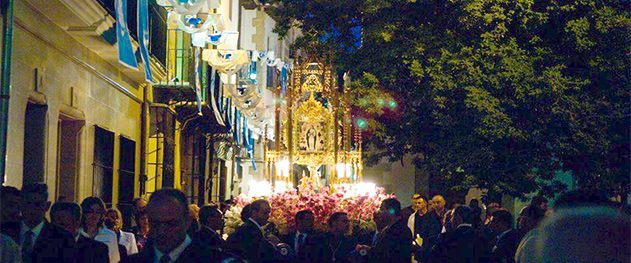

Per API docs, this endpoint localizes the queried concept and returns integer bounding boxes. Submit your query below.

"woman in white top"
[80,197,121,263]
[105,208,139,256]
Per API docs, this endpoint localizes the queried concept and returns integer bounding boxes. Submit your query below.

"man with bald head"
[227,199,277,263]
[129,188,226,263]
[431,195,447,221]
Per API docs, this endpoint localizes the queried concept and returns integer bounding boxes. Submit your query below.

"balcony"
[23,0,168,83]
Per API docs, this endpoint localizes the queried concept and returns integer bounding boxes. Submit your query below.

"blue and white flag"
[116,0,138,69]
[209,68,226,126]
[138,0,153,82]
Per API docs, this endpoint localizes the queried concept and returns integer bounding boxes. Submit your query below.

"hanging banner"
[193,47,203,115]
[137,0,153,82]
[209,68,226,126]
[116,0,138,69]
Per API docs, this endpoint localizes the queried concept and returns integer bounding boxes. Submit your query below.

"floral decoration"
[223,178,395,235]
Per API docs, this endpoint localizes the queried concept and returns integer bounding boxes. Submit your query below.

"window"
[23,103,47,184]
[118,136,136,205]
[93,126,114,205]
[118,136,136,228]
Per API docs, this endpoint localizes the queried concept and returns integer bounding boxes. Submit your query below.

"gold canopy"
[264,55,362,188]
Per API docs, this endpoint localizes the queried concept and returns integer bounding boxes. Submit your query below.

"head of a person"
[295,210,314,233]
[531,195,548,212]
[328,212,350,235]
[489,209,513,234]
[240,203,252,222]
[1,186,22,223]
[189,204,200,221]
[249,199,271,226]
[485,202,501,218]
[199,205,223,231]
[50,202,82,237]
[104,208,123,232]
[146,188,191,253]
[80,197,106,229]
[372,210,386,231]
[136,211,150,232]
[378,198,402,225]
[534,207,630,263]
[469,199,480,208]
[133,198,147,213]
[517,205,545,232]
[431,195,446,211]
[21,183,51,226]
[450,205,474,229]
[411,194,428,213]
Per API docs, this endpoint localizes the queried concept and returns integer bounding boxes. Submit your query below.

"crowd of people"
[0,182,629,263]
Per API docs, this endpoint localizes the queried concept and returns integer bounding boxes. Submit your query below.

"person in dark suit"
[1,186,22,243]
[358,198,413,263]
[20,183,75,263]
[357,211,385,247]
[128,188,231,263]
[488,209,519,263]
[429,206,488,263]
[50,202,109,263]
[414,202,442,263]
[226,199,278,263]
[301,212,355,263]
[193,204,225,250]
[411,201,442,262]
[430,195,448,227]
[282,209,314,256]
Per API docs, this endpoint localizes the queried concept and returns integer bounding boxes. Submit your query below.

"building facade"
[0,0,297,213]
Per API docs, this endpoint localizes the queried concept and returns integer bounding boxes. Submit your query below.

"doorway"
[55,116,83,202]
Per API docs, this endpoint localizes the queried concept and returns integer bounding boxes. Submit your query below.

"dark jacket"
[302,233,356,263]
[192,226,225,250]
[226,220,277,263]
[282,230,315,255]
[367,219,413,263]
[75,235,110,263]
[21,221,75,263]
[416,212,442,262]
[356,229,378,246]
[490,229,521,263]
[128,239,226,263]
[429,225,488,263]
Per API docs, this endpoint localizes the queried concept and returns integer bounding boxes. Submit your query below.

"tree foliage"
[268,0,631,199]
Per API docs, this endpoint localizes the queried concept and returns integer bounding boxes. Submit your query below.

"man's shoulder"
[388,220,413,237]
[79,236,109,252]
[128,249,153,263]
[39,222,73,243]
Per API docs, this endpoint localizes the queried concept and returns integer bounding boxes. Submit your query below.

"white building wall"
[5,0,142,205]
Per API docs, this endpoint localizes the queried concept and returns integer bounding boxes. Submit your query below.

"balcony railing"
[96,0,168,67]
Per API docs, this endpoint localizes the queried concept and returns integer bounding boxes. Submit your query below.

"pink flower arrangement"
[224,179,396,235]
